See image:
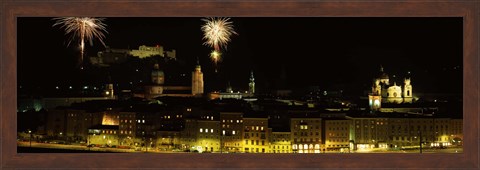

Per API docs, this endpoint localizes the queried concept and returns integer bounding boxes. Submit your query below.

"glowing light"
[52,17,107,65]
[201,17,237,52]
[202,17,237,70]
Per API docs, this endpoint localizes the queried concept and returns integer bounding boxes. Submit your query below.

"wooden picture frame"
[1,0,478,169]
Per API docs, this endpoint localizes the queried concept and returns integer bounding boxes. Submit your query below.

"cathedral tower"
[192,59,204,95]
[403,78,413,103]
[249,71,255,94]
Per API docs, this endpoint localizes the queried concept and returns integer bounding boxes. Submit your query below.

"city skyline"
[17,17,463,154]
[18,17,462,95]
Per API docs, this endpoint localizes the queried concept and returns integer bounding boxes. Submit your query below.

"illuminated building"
[368,66,414,110]
[180,118,199,151]
[88,125,119,146]
[129,45,176,59]
[450,119,463,146]
[191,60,204,95]
[248,71,255,94]
[156,131,181,151]
[270,131,292,153]
[242,116,269,153]
[196,117,221,153]
[91,45,176,66]
[208,73,255,100]
[291,116,322,153]
[324,119,353,152]
[350,118,389,150]
[220,112,244,153]
[118,112,136,146]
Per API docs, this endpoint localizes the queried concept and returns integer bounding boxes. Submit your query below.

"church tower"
[192,59,204,95]
[403,78,413,103]
[248,71,255,94]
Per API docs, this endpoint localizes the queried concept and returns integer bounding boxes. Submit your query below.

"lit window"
[261,127,264,131]
[207,116,210,119]
[211,116,213,120]
[142,120,145,123]
[222,130,225,135]
[167,116,170,119]
[211,129,214,133]
[256,126,259,131]
[200,128,203,133]
[237,120,239,123]
[233,131,236,135]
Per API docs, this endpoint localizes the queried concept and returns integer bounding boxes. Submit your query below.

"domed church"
[368,66,414,110]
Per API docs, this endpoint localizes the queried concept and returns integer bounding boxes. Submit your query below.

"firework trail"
[201,17,237,69]
[53,17,107,67]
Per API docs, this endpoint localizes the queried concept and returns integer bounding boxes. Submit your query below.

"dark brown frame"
[1,0,478,169]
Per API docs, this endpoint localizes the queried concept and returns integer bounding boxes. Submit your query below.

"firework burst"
[53,17,108,66]
[201,17,237,71]
[201,17,237,52]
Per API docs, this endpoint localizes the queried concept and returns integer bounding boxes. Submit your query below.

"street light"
[28,130,32,147]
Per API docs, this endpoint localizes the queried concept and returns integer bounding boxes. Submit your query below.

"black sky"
[18,17,462,95]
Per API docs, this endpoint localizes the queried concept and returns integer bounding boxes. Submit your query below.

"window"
[233,130,236,135]
[262,140,265,145]
[211,129,214,133]
[261,127,264,131]
[200,128,203,133]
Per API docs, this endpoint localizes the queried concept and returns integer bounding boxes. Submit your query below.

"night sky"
[18,17,462,96]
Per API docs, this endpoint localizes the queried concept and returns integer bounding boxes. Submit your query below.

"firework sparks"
[201,17,237,71]
[52,17,107,65]
[201,17,237,51]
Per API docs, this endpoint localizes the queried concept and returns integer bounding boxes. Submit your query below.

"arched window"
[407,90,410,96]
[393,92,397,97]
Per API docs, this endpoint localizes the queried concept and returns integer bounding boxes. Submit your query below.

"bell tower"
[248,71,255,94]
[403,78,413,103]
[192,58,204,95]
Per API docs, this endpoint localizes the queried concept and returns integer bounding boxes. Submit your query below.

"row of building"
[30,98,461,153]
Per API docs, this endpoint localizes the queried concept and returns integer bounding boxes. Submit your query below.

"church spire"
[249,71,255,94]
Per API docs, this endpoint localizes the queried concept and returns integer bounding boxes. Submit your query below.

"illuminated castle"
[368,66,413,110]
